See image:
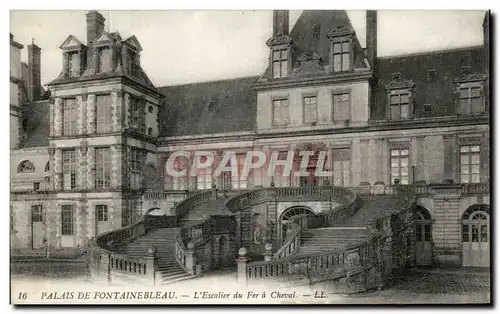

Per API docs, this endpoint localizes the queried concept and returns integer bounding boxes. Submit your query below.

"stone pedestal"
[236,248,249,285]
[262,243,273,262]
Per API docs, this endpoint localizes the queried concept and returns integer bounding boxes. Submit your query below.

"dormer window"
[458,84,484,115]
[126,49,139,76]
[385,74,415,121]
[67,51,79,77]
[97,46,110,73]
[327,25,354,73]
[272,48,289,79]
[333,40,351,72]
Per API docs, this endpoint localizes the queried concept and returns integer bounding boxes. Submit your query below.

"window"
[231,154,248,189]
[96,205,108,222]
[61,205,74,235]
[130,148,142,174]
[62,98,78,136]
[95,147,111,189]
[148,105,154,113]
[68,51,79,77]
[303,96,317,124]
[332,149,350,186]
[459,85,484,115]
[460,145,480,183]
[272,98,289,127]
[18,160,35,173]
[33,182,40,191]
[272,49,288,79]
[332,40,350,72]
[390,148,409,185]
[97,47,109,73]
[148,127,153,136]
[62,149,77,190]
[96,94,111,133]
[31,205,43,222]
[130,96,144,133]
[126,49,138,76]
[333,92,350,122]
[389,91,410,120]
[196,157,213,190]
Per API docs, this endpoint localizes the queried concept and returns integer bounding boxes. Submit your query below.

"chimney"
[27,39,41,102]
[273,10,289,37]
[366,10,378,68]
[86,10,105,45]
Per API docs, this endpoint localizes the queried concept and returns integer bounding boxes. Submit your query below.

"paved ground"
[11,261,491,304]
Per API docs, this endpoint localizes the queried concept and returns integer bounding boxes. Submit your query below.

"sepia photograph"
[9,7,491,305]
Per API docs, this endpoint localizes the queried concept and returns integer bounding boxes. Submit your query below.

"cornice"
[266,34,293,47]
[253,70,372,92]
[327,25,355,40]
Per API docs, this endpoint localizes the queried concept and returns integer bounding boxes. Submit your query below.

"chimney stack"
[273,10,289,37]
[86,10,105,45]
[27,39,41,102]
[366,10,378,68]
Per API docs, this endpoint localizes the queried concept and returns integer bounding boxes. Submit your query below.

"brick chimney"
[27,39,41,102]
[366,10,377,68]
[273,10,289,37]
[86,10,105,45]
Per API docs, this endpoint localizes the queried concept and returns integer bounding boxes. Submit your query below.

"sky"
[10,10,486,87]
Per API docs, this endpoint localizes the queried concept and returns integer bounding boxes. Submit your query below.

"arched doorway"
[414,205,433,266]
[279,206,316,244]
[217,236,228,269]
[462,204,490,267]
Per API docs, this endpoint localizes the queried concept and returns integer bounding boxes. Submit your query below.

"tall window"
[97,47,109,73]
[31,205,43,223]
[332,149,351,186]
[272,98,289,127]
[389,91,410,120]
[96,94,111,133]
[232,155,248,189]
[96,205,108,222]
[333,40,350,72]
[62,149,77,190]
[61,205,74,235]
[390,148,409,185]
[460,145,481,183]
[130,148,142,174]
[95,147,111,189]
[303,96,317,124]
[127,49,138,76]
[333,92,350,122]
[196,157,213,190]
[62,98,78,136]
[459,85,484,115]
[68,51,78,77]
[272,49,288,79]
[130,96,144,133]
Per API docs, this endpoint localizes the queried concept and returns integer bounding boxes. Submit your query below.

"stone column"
[77,95,87,135]
[87,147,95,190]
[53,149,63,190]
[415,136,426,183]
[236,248,249,285]
[53,98,63,137]
[87,94,96,135]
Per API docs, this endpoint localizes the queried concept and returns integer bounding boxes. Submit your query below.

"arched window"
[44,161,50,172]
[18,160,35,173]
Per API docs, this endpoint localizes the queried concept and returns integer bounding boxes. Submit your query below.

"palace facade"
[10,10,490,268]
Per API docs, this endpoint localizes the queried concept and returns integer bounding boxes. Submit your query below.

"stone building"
[11,10,490,268]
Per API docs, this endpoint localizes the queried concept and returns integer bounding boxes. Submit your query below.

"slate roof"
[157,76,259,137]
[19,100,50,148]
[372,46,485,120]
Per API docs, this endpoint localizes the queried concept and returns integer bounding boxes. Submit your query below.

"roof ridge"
[378,45,484,59]
[158,75,260,89]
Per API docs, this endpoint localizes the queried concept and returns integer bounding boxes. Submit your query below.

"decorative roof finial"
[31,38,34,45]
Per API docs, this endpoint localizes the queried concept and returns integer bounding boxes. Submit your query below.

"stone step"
[162,271,191,281]
[163,274,197,285]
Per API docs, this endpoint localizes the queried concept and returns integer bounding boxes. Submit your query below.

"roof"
[157,76,259,137]
[20,100,50,148]
[372,46,485,120]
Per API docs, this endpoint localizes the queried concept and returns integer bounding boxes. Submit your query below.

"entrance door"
[414,207,433,266]
[462,207,490,267]
[95,205,110,236]
[31,205,45,249]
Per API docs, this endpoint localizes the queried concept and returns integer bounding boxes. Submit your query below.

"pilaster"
[111,90,123,132]
[54,149,63,190]
[415,136,426,183]
[374,138,384,183]
[78,140,88,189]
[87,147,95,190]
[53,98,63,137]
[87,94,96,134]
[77,94,88,135]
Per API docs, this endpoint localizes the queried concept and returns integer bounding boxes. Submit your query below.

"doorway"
[414,206,433,266]
[462,205,490,267]
[31,205,45,249]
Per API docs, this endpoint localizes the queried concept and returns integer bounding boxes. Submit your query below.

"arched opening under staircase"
[278,206,316,245]
[461,204,490,267]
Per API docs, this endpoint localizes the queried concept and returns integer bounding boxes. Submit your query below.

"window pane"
[480,225,488,242]
[460,145,469,153]
[390,95,400,105]
[281,49,288,59]
[461,165,469,174]
[470,87,481,97]
[400,104,409,119]
[471,174,480,183]
[460,99,470,114]
[471,154,480,164]
[400,94,409,104]
[390,149,400,157]
[470,145,480,152]
[391,167,399,176]
[460,88,470,98]
[462,225,469,242]
[471,97,483,113]
[333,43,341,53]
[342,42,350,52]
[273,51,280,60]
[400,177,409,185]
[390,105,400,120]
[424,224,431,241]
[471,225,479,242]
[416,225,422,241]
[342,53,350,71]
[461,175,469,183]
[400,158,408,167]
[281,61,288,77]
[460,155,470,165]
[273,62,280,79]
[333,55,341,72]
[471,164,480,174]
